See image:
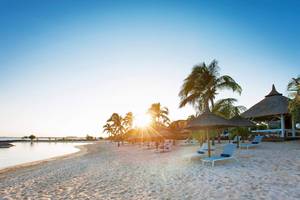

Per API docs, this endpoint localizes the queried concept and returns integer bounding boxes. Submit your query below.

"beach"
[0,141,300,200]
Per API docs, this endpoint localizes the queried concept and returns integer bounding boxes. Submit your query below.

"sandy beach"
[0,141,300,200]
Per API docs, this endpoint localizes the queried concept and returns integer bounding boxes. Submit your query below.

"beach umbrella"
[230,116,256,127]
[186,107,234,157]
[229,115,256,147]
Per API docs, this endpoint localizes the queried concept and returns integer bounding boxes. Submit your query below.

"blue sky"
[0,0,299,137]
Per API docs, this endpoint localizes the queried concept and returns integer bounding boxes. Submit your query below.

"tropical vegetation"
[103,112,134,146]
[179,60,242,113]
[180,60,247,143]
[287,76,300,122]
[147,103,170,129]
[29,134,36,141]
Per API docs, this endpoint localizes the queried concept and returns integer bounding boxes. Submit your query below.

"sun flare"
[134,114,152,128]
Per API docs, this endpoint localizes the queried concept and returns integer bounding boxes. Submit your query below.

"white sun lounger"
[239,135,264,150]
[202,144,237,167]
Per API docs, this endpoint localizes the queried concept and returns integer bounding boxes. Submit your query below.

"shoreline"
[0,142,96,176]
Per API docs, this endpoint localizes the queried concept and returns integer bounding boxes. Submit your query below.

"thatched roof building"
[241,85,297,138]
[242,85,289,119]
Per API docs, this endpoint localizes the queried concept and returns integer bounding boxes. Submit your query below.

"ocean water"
[0,142,90,170]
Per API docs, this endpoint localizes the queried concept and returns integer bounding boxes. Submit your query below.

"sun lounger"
[202,144,237,167]
[232,135,241,144]
[184,138,198,145]
[239,135,263,150]
[196,143,215,155]
[158,141,172,152]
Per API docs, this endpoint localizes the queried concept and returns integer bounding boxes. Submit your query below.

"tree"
[179,60,242,113]
[122,112,134,141]
[147,103,170,128]
[123,112,134,131]
[287,76,300,122]
[211,98,247,119]
[103,123,114,138]
[29,134,36,141]
[211,98,247,143]
[86,135,94,141]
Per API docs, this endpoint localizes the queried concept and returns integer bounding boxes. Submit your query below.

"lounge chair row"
[196,136,264,167]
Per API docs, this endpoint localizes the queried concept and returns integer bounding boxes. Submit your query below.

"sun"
[134,114,152,128]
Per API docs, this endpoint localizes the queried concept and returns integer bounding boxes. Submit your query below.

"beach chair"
[196,143,215,155]
[202,144,237,167]
[239,135,264,150]
[232,135,241,144]
[158,141,172,152]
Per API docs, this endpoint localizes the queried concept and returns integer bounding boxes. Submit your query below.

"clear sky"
[0,0,299,137]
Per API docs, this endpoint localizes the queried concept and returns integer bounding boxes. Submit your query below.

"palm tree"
[211,98,247,119]
[211,98,247,143]
[179,60,242,112]
[147,103,170,128]
[106,113,124,146]
[287,76,300,122]
[123,112,134,131]
[103,123,114,138]
[122,112,134,141]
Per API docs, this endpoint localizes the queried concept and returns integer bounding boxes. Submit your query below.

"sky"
[0,0,299,137]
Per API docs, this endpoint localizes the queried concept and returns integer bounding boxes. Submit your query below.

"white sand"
[0,140,300,200]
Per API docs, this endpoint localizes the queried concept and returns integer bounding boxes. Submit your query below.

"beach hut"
[241,84,297,138]
[187,107,234,157]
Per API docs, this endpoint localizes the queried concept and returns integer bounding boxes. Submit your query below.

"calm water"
[0,142,90,170]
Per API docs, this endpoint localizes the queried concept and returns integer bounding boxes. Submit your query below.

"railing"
[251,129,300,138]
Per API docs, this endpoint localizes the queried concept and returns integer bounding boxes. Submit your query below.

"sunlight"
[134,114,152,128]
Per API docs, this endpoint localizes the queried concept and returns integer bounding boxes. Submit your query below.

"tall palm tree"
[106,113,124,146]
[123,112,134,131]
[211,98,247,144]
[179,60,242,112]
[211,98,247,119]
[103,123,114,138]
[147,103,170,128]
[287,76,300,121]
[288,76,300,100]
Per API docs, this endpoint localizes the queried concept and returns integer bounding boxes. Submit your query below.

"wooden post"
[207,129,211,157]
[280,114,285,138]
[292,116,296,137]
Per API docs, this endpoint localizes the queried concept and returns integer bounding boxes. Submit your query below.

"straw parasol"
[186,107,234,157]
[155,127,175,140]
[230,115,256,127]
[229,115,256,147]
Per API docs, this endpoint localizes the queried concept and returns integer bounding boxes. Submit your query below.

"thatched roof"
[187,108,234,130]
[230,116,255,127]
[241,85,289,119]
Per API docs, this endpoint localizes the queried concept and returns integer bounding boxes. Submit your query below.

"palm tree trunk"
[210,99,214,109]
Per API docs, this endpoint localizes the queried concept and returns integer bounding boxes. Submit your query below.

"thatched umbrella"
[186,108,234,157]
[229,115,256,146]
[158,128,175,139]
[230,116,256,127]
